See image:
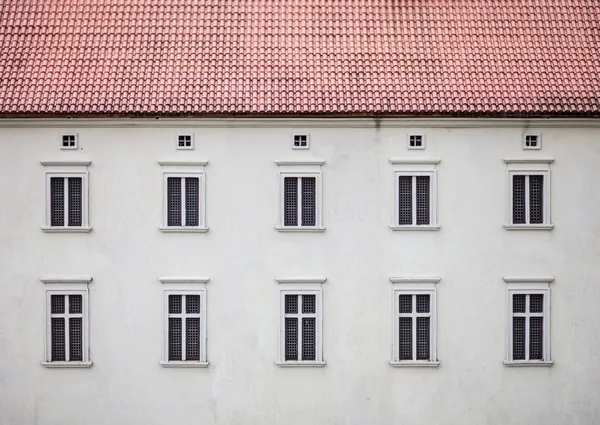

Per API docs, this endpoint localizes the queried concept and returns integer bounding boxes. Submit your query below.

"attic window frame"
[407,134,425,150]
[61,134,78,150]
[523,133,541,150]
[176,134,194,150]
[292,134,310,150]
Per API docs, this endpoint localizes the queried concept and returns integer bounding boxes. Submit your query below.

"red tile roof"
[0,0,599,117]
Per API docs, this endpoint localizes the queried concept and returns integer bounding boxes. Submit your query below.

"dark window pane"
[168,318,182,361]
[398,176,412,225]
[529,175,544,224]
[301,177,316,226]
[167,177,182,226]
[186,318,200,361]
[302,318,316,361]
[513,294,526,313]
[285,295,298,314]
[399,317,412,360]
[416,317,430,360]
[416,294,430,313]
[68,177,82,226]
[530,294,544,313]
[529,317,543,360]
[69,295,82,314]
[185,177,199,226]
[69,317,83,361]
[51,295,65,314]
[399,295,412,313]
[284,177,298,226]
[512,175,526,224]
[169,295,182,314]
[50,177,65,226]
[302,294,316,314]
[285,317,298,361]
[416,176,430,225]
[51,317,66,361]
[513,317,526,360]
[186,295,200,314]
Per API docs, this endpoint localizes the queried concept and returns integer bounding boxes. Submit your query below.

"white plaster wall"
[0,119,599,425]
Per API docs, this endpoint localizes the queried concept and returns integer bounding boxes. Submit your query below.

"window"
[42,161,91,232]
[407,134,425,150]
[276,277,326,366]
[158,160,208,232]
[292,134,309,149]
[275,159,325,231]
[505,159,553,229]
[160,277,209,367]
[523,133,541,150]
[504,277,553,366]
[389,159,439,230]
[61,134,78,150]
[177,134,194,150]
[41,277,91,367]
[390,277,439,367]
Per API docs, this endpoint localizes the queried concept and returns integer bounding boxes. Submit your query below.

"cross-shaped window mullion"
[49,295,84,361]
[282,294,317,361]
[167,294,201,361]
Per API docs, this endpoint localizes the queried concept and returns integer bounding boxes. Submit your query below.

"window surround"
[40,276,92,368]
[522,133,542,150]
[275,276,326,367]
[176,134,195,150]
[407,134,425,150]
[389,158,440,231]
[389,277,440,367]
[274,158,325,232]
[503,277,553,367]
[159,276,209,368]
[504,158,553,230]
[61,133,78,150]
[158,160,208,233]
[41,161,91,233]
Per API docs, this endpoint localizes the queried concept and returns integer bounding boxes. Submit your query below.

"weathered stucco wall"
[0,118,599,425]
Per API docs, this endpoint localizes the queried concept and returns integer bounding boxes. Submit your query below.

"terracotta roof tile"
[0,0,599,117]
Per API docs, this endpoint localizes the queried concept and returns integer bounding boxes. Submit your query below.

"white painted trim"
[158,227,209,233]
[41,361,93,368]
[275,361,326,367]
[175,134,195,150]
[275,277,327,284]
[523,133,542,150]
[389,225,440,231]
[159,277,210,284]
[274,158,326,166]
[41,226,92,233]
[40,160,92,167]
[407,134,426,150]
[390,361,440,367]
[157,160,208,166]
[40,277,93,284]
[503,360,554,367]
[291,133,310,150]
[389,158,440,165]
[274,226,326,233]
[389,277,441,284]
[503,158,554,164]
[10,118,599,128]
[160,361,209,368]
[60,133,79,150]
[503,277,554,284]
[504,224,554,230]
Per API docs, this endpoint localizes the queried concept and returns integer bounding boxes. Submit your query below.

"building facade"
[1,118,600,424]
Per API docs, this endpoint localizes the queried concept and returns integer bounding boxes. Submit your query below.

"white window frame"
[159,277,209,368]
[41,161,91,233]
[389,159,440,231]
[389,277,440,367]
[274,159,325,232]
[41,277,92,368]
[61,133,78,150]
[292,134,310,150]
[503,277,553,367]
[276,277,326,367]
[523,133,542,150]
[158,160,208,232]
[176,134,194,150]
[407,134,425,150]
[504,159,553,230]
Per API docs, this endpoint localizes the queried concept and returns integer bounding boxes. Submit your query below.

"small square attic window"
[61,134,78,150]
[523,134,541,150]
[177,134,194,150]
[408,134,424,150]
[293,134,309,149]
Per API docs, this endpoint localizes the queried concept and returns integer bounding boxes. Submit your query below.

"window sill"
[159,227,209,233]
[504,224,554,230]
[503,360,553,367]
[276,361,326,367]
[41,361,93,368]
[274,226,326,233]
[390,361,440,368]
[160,361,209,368]
[389,225,440,231]
[41,226,92,233]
